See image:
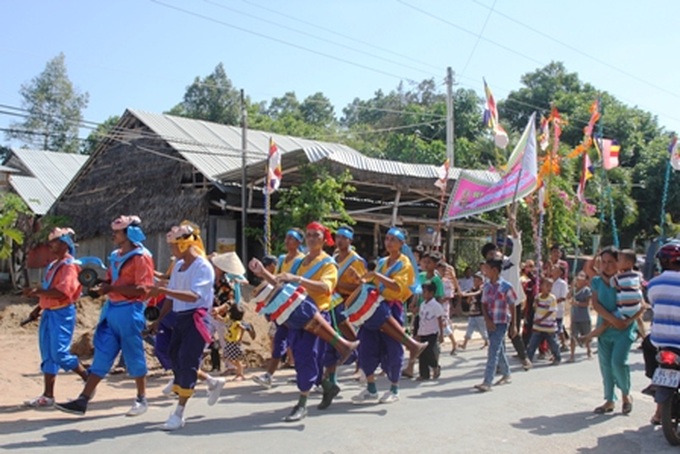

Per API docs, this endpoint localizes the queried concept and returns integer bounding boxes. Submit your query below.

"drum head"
[78,268,99,287]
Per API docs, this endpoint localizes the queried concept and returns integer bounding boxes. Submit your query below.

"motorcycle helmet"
[656,241,680,271]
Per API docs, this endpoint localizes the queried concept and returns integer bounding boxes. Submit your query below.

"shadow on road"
[512,410,623,435]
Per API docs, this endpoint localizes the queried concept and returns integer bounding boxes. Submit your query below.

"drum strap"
[377,257,404,294]
[42,258,74,290]
[290,256,334,280]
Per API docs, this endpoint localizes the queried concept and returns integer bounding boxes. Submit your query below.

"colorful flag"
[539,115,550,151]
[444,113,537,220]
[434,158,450,189]
[596,138,620,170]
[266,137,282,193]
[576,152,594,202]
[669,136,680,171]
[583,100,601,138]
[483,78,509,149]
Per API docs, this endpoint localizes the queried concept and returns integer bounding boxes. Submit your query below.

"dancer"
[249,221,359,422]
[351,227,426,404]
[23,227,88,407]
[318,225,366,410]
[253,229,305,388]
[55,215,154,416]
[146,223,217,430]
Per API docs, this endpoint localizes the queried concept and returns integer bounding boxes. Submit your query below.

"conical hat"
[211,252,246,275]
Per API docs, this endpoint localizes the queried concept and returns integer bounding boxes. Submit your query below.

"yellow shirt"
[277,251,305,274]
[375,254,414,302]
[335,250,367,297]
[296,252,338,311]
[225,320,243,343]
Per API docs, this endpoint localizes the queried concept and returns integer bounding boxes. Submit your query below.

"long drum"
[343,284,381,326]
[255,282,307,326]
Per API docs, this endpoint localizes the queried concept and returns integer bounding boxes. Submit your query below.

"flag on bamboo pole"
[576,152,594,202]
[434,158,450,189]
[266,137,282,193]
[444,113,537,221]
[482,78,509,149]
[595,138,620,170]
[669,136,680,171]
[567,99,600,159]
[539,115,550,151]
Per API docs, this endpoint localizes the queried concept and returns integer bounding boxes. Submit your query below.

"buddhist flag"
[482,78,509,149]
[669,136,680,171]
[266,137,282,193]
[597,138,620,170]
[434,158,450,189]
[576,153,594,203]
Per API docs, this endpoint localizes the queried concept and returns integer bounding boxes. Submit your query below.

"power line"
[459,0,498,78]
[151,0,420,83]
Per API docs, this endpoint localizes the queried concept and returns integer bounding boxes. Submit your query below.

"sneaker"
[162,378,175,396]
[126,397,148,417]
[311,384,323,394]
[379,391,399,404]
[207,378,226,406]
[162,413,185,431]
[522,359,533,371]
[24,395,55,408]
[55,397,88,416]
[351,389,379,405]
[253,373,272,389]
[283,404,307,422]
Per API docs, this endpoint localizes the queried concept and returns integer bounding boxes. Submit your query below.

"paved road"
[0,342,676,453]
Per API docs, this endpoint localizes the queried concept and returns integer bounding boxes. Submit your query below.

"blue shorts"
[39,305,79,375]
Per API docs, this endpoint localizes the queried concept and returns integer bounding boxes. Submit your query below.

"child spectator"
[568,271,593,362]
[551,265,569,351]
[580,249,646,343]
[459,272,488,350]
[417,283,445,380]
[222,304,256,381]
[436,262,458,355]
[525,277,561,365]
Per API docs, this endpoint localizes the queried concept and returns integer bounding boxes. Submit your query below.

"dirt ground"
[0,288,273,421]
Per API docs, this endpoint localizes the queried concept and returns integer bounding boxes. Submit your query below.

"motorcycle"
[652,348,680,445]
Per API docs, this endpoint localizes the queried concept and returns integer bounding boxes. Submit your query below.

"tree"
[81,115,120,155]
[6,53,89,153]
[167,63,241,125]
[271,163,355,252]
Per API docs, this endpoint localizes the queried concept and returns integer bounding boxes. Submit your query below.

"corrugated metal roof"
[128,109,496,183]
[0,165,18,173]
[9,175,55,215]
[10,149,89,197]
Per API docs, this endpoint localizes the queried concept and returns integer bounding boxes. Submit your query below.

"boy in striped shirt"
[526,277,561,365]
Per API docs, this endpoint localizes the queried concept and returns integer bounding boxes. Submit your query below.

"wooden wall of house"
[53,138,209,241]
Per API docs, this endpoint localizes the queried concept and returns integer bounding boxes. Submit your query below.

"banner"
[444,113,537,221]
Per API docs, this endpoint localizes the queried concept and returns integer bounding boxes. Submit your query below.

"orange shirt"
[39,256,82,310]
[106,252,155,302]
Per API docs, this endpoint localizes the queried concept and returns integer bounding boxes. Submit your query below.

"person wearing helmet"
[645,241,680,425]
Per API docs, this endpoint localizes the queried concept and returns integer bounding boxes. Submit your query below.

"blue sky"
[2,0,678,148]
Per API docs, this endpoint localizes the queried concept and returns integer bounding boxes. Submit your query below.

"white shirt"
[458,277,474,293]
[418,297,444,336]
[500,233,526,303]
[168,256,215,312]
[551,278,569,319]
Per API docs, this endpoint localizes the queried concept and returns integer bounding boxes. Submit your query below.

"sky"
[2,0,679,149]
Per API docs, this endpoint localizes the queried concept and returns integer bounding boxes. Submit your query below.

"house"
[52,109,499,270]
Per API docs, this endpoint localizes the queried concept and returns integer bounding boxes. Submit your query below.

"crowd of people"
[21,213,680,433]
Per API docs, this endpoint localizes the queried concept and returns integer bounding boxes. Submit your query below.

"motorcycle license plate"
[652,368,680,388]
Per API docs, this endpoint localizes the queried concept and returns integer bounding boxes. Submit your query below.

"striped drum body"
[343,284,382,326]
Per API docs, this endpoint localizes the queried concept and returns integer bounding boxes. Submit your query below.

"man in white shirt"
[550,265,569,351]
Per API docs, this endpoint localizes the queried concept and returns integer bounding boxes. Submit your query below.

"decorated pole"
[659,159,672,242]
[264,155,271,255]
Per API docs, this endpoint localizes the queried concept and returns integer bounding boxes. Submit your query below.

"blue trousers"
[90,302,147,378]
[39,305,79,375]
[358,302,404,383]
[286,301,326,392]
[483,323,510,386]
[170,310,210,397]
[271,324,289,360]
[598,333,633,401]
[154,306,176,371]
[323,303,357,367]
[526,330,561,362]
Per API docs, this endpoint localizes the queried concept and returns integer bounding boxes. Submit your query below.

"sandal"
[593,404,615,414]
[622,399,633,415]
[651,415,661,426]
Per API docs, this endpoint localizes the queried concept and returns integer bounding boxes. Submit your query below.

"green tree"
[81,115,120,155]
[6,53,89,153]
[272,163,355,252]
[167,63,241,125]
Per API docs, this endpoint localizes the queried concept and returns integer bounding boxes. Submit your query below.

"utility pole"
[446,67,455,167]
[240,89,248,263]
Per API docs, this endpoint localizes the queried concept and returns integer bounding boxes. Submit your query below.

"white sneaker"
[162,413,185,431]
[379,391,399,404]
[351,389,379,405]
[24,395,55,408]
[207,378,226,406]
[125,398,148,416]
[311,384,323,394]
[162,378,175,396]
[252,373,272,389]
